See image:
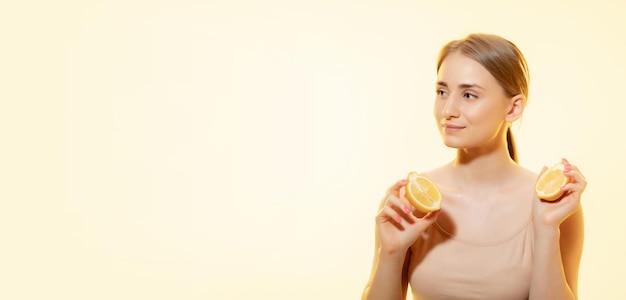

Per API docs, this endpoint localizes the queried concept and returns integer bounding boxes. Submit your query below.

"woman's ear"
[505,94,526,123]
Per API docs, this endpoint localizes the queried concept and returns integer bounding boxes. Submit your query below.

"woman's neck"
[451,144,519,191]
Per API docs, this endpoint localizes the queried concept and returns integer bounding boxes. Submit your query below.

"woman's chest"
[408,225,533,300]
[434,186,534,244]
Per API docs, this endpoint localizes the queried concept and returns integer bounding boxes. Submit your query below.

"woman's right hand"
[375,179,440,255]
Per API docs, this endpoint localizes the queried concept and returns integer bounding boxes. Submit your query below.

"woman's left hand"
[533,158,587,230]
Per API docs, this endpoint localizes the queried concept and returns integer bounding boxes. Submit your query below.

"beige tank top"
[408,215,533,299]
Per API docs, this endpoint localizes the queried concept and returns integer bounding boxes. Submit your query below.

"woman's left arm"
[530,159,586,300]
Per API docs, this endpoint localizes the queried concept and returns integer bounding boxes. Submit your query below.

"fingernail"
[404,205,411,213]
[396,216,402,223]
[563,169,571,173]
[562,158,570,164]
[560,185,567,190]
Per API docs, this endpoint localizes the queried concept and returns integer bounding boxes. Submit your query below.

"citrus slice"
[535,163,568,201]
[405,172,442,213]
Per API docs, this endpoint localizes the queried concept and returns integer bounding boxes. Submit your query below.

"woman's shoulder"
[421,163,454,187]
[516,164,540,183]
[422,164,450,179]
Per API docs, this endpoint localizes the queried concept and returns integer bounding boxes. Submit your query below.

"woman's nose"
[442,98,459,119]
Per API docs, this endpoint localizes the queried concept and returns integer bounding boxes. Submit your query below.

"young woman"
[362,33,586,300]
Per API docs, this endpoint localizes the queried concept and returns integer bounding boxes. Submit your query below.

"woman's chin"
[441,138,465,149]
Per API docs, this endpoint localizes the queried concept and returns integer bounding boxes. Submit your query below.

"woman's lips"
[443,123,465,133]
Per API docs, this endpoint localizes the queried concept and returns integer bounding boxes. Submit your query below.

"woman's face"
[434,52,511,150]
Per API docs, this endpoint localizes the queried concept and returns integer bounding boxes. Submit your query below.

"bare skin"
[362,52,585,300]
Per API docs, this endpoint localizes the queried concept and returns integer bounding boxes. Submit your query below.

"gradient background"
[2,0,625,299]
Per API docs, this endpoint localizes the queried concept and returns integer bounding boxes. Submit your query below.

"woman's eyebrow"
[437,81,484,90]
[459,83,484,90]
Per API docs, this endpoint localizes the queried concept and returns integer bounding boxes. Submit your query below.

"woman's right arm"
[361,232,412,300]
[362,180,439,300]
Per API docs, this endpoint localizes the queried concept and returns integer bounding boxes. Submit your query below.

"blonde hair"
[436,33,530,162]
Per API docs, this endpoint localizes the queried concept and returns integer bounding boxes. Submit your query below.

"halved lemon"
[535,163,568,201]
[405,172,442,213]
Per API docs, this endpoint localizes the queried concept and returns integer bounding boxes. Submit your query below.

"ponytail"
[506,127,517,162]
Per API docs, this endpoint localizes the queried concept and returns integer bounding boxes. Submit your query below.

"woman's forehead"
[437,53,499,88]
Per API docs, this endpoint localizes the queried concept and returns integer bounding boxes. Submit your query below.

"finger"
[559,181,585,199]
[424,209,441,220]
[387,179,408,196]
[425,209,441,219]
[412,209,441,231]
[399,186,422,213]
[562,159,585,175]
[386,195,412,215]
[563,158,573,171]
[385,194,417,225]
[563,169,586,186]
[399,185,419,206]
[538,166,548,176]
[377,205,406,225]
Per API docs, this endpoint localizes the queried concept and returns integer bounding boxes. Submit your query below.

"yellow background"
[2,0,624,299]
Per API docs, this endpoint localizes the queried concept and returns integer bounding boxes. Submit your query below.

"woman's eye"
[463,92,477,99]
[437,90,447,96]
